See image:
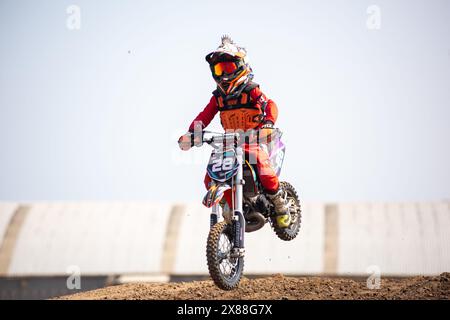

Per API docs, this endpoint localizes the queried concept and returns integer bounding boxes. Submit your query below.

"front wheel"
[206,221,244,290]
[271,181,302,241]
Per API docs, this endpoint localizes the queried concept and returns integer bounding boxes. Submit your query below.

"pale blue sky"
[0,0,449,202]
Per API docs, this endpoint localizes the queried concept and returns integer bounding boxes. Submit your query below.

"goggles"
[213,61,238,76]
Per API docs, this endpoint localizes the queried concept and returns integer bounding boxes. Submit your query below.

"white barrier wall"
[337,202,450,276]
[6,202,172,276]
[172,203,210,275]
[0,201,449,277]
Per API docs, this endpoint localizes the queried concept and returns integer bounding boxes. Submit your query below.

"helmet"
[205,35,253,97]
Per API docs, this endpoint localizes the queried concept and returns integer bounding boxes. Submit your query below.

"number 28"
[211,157,234,172]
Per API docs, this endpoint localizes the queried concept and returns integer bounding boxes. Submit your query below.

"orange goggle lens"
[213,62,238,76]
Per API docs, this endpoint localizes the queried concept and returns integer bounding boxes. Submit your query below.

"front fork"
[208,145,245,257]
[232,145,245,256]
[210,204,218,227]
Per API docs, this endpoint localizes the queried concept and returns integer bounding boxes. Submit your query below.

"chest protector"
[213,82,266,131]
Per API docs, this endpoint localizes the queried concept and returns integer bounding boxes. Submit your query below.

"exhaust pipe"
[245,212,266,233]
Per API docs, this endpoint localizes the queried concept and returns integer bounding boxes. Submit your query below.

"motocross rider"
[178,36,291,228]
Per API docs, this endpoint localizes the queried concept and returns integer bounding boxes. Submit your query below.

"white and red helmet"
[205,35,253,97]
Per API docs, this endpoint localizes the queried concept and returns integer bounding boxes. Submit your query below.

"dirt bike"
[195,129,302,290]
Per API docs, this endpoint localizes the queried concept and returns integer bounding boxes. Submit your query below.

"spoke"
[219,263,227,275]
[215,230,241,280]
[220,260,232,276]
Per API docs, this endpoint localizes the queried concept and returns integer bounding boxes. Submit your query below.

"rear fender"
[202,183,231,208]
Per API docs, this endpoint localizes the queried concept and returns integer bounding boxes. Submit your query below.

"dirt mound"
[58,273,450,300]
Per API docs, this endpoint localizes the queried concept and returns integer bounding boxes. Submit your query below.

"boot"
[267,189,291,228]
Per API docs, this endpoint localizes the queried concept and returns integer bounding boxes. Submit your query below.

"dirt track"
[58,273,450,300]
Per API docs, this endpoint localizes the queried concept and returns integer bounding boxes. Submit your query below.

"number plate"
[206,150,239,182]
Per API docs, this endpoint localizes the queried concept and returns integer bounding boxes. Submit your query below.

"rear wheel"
[271,181,302,241]
[206,221,244,290]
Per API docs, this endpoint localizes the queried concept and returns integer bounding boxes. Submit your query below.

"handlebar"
[201,131,240,145]
[201,129,282,148]
[180,129,282,151]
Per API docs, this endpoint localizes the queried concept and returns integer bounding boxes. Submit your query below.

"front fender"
[202,183,231,208]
